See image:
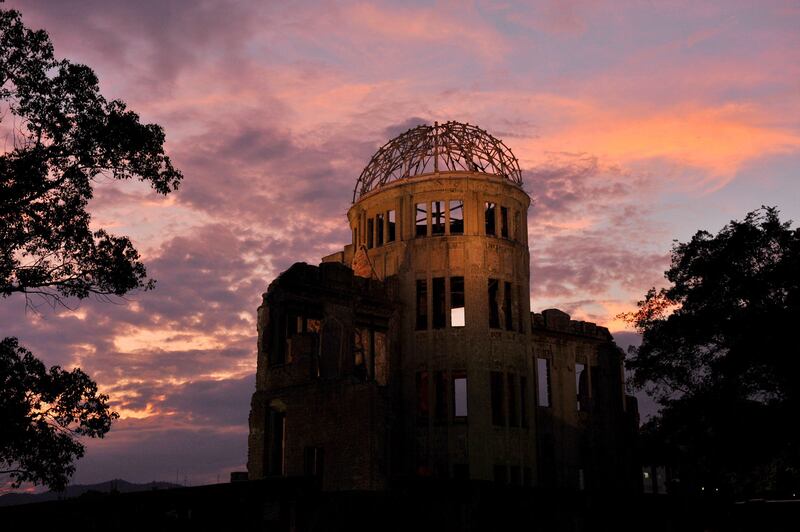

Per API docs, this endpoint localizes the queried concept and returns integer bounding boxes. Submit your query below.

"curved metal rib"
[353,121,523,202]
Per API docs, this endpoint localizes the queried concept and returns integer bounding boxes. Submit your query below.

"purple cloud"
[2,0,798,492]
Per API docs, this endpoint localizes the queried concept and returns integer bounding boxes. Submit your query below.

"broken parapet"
[531,309,613,342]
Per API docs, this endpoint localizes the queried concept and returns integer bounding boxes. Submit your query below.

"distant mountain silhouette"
[0,479,182,507]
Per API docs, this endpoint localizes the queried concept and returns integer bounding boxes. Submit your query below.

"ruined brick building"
[248,122,639,492]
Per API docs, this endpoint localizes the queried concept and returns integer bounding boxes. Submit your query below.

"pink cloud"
[3,0,799,488]
[344,2,510,59]
[517,102,800,192]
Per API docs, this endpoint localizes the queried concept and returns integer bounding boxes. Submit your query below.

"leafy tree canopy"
[0,9,181,490]
[0,338,118,490]
[624,207,800,496]
[0,9,182,305]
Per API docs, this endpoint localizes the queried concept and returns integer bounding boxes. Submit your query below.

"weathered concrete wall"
[248,171,638,493]
[348,172,534,481]
[531,309,639,492]
[247,262,398,490]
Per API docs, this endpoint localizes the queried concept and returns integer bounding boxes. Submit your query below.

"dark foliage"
[0,338,118,490]
[0,9,182,305]
[0,9,181,490]
[625,207,800,496]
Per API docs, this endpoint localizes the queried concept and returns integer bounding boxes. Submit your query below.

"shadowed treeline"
[624,207,800,499]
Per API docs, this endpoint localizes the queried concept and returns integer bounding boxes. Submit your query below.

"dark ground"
[0,478,797,531]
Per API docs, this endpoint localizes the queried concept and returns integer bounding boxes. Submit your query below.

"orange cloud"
[514,102,800,191]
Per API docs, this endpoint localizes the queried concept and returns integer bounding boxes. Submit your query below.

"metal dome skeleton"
[353,121,523,202]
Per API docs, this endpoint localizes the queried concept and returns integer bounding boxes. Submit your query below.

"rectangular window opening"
[387,210,396,242]
[537,358,551,407]
[500,206,509,238]
[353,327,369,381]
[416,279,428,330]
[432,277,446,329]
[307,318,321,333]
[376,213,384,247]
[267,308,285,366]
[485,202,496,236]
[488,278,500,328]
[303,447,324,478]
[367,218,374,249]
[576,363,588,411]
[432,200,445,235]
[508,373,518,427]
[268,410,286,476]
[290,311,316,363]
[282,312,322,365]
[491,371,505,426]
[520,376,528,427]
[285,311,299,364]
[449,200,464,235]
[453,372,468,419]
[504,281,513,331]
[415,203,428,237]
[517,285,526,333]
[450,276,465,327]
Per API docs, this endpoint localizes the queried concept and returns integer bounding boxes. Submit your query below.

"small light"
[715,488,719,493]
[701,486,705,491]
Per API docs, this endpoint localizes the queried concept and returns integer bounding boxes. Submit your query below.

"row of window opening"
[269,314,588,413]
[416,370,468,424]
[266,409,324,479]
[415,370,530,428]
[265,309,388,385]
[535,357,590,412]
[415,276,526,332]
[412,359,588,422]
[490,371,529,428]
[362,210,397,249]
[357,200,522,249]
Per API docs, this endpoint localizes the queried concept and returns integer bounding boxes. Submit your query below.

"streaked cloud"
[2,0,798,489]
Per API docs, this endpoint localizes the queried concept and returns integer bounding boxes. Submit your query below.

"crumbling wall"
[531,309,639,492]
[247,261,397,490]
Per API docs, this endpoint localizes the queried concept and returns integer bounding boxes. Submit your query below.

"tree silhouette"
[0,338,118,490]
[1,9,182,489]
[624,207,800,496]
[0,9,181,306]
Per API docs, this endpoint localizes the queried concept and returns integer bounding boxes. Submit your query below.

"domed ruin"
[353,121,523,201]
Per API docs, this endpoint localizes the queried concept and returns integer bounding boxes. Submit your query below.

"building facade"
[248,122,638,492]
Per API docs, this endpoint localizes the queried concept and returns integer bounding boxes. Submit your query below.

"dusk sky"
[2,1,799,489]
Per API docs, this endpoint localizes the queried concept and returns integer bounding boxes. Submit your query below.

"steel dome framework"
[353,121,523,202]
